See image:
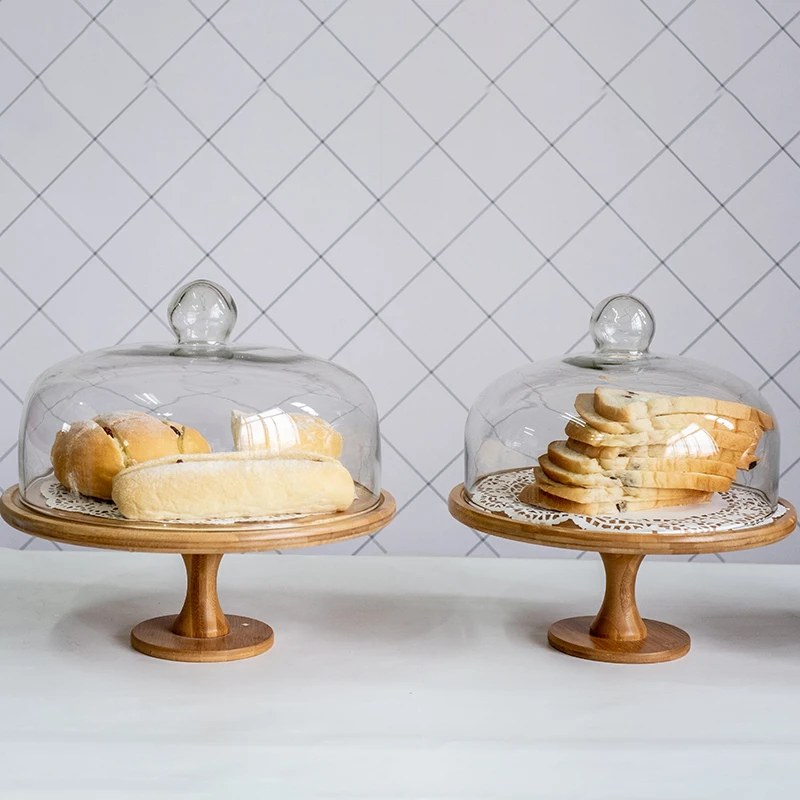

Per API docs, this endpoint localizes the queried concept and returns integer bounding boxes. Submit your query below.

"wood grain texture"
[448,484,796,555]
[548,617,691,664]
[589,553,646,640]
[172,554,229,638]
[1,485,395,553]
[131,615,273,663]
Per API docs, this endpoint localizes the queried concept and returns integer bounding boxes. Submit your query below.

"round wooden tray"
[449,484,796,664]
[1,485,395,663]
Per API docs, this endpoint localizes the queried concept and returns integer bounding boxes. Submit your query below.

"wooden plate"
[448,484,796,556]
[1,484,395,554]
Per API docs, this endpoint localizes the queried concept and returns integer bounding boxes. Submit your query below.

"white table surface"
[1,550,800,799]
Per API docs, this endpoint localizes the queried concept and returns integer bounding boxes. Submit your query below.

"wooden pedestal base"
[548,616,690,664]
[130,553,273,662]
[547,553,690,664]
[131,614,273,662]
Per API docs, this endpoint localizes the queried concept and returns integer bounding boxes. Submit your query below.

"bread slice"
[519,483,712,515]
[565,438,759,471]
[533,466,718,502]
[112,451,355,521]
[565,419,759,454]
[594,387,774,430]
[231,410,343,458]
[574,394,762,437]
[538,456,732,493]
[547,440,738,479]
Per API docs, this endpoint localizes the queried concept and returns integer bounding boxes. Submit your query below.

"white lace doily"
[40,477,308,525]
[469,468,784,533]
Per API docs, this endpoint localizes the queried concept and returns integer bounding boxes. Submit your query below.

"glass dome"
[466,294,779,517]
[18,280,380,519]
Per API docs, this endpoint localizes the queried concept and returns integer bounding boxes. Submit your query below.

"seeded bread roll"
[112,451,355,521]
[51,411,210,500]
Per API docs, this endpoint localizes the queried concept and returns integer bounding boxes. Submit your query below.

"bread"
[538,456,732,493]
[112,451,355,521]
[547,440,738,480]
[565,419,759,454]
[593,387,774,430]
[231,410,343,458]
[532,466,714,502]
[565,438,758,469]
[574,394,762,437]
[519,483,712,515]
[51,411,211,500]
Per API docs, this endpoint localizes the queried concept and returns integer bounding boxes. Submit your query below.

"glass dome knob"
[590,294,655,354]
[168,280,238,345]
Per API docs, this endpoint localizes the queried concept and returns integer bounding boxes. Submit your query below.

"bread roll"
[231,410,343,458]
[51,411,210,499]
[112,451,355,521]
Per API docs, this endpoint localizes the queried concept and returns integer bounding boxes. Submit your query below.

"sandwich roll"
[112,451,355,521]
[231,409,343,458]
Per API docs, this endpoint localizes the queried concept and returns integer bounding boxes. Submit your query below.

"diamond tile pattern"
[1,1,799,564]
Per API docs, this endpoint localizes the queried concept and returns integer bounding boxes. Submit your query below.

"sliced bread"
[519,483,713,515]
[538,455,732,493]
[593,387,774,430]
[574,394,763,437]
[547,440,738,479]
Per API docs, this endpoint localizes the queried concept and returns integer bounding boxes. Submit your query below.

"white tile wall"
[1,0,799,562]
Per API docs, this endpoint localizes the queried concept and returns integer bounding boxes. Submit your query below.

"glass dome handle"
[168,280,238,345]
[590,294,655,355]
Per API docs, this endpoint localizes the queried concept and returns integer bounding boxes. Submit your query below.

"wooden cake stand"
[449,484,796,664]
[1,484,395,663]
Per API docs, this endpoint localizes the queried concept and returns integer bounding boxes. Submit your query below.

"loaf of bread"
[112,451,355,521]
[51,411,211,500]
[231,410,343,458]
[519,387,771,515]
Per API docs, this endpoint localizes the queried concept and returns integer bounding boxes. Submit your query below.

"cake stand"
[1,483,395,662]
[449,484,795,664]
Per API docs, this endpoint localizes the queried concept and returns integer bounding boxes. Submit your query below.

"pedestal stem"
[171,554,230,638]
[589,553,647,641]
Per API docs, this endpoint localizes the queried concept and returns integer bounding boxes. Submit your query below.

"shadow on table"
[33,582,566,659]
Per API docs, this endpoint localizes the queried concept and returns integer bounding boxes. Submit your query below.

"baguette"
[112,451,355,521]
[519,483,712,515]
[594,387,774,430]
[547,440,737,479]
